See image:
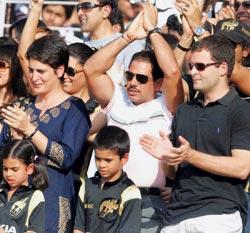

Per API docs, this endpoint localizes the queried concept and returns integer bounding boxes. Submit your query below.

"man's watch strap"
[148,27,162,37]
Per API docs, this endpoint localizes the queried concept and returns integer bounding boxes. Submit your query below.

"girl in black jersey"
[0,140,48,233]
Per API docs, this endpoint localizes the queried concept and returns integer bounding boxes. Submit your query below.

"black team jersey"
[74,172,142,233]
[0,184,45,233]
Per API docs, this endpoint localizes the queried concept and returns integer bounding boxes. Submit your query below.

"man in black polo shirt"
[140,35,250,233]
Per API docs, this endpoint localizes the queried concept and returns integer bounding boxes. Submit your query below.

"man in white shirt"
[84,3,184,232]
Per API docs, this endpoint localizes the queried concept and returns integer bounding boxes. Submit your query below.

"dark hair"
[68,43,95,65]
[162,33,179,49]
[98,0,117,22]
[9,18,47,43]
[2,140,49,190]
[0,37,17,46]
[110,7,124,32]
[93,126,130,158]
[129,50,164,81]
[26,34,69,72]
[166,14,183,36]
[0,44,27,97]
[191,35,235,77]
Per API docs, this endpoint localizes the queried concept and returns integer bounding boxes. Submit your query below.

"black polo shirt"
[164,88,250,226]
[74,172,142,233]
[0,184,45,233]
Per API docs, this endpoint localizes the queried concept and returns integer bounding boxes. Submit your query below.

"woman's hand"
[1,106,36,137]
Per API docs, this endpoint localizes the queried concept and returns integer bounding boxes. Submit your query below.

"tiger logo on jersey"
[10,197,29,217]
[99,198,119,218]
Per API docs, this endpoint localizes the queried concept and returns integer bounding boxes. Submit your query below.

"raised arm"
[173,16,193,68]
[142,3,184,114]
[17,0,44,90]
[83,11,147,107]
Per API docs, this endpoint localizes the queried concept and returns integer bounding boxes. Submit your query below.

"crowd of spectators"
[0,0,249,233]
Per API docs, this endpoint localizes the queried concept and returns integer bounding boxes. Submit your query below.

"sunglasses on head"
[125,71,151,84]
[188,62,220,71]
[0,61,10,72]
[66,67,84,77]
[234,1,250,10]
[77,2,106,12]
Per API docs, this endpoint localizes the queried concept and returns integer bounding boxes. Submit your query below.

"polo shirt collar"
[196,88,237,107]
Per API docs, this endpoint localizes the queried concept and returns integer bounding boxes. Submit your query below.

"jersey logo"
[0,225,17,233]
[10,197,29,217]
[99,198,119,218]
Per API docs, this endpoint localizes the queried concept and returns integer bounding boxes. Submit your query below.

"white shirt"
[88,85,173,188]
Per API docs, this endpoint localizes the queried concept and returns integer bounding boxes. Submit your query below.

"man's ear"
[219,62,229,77]
[55,65,65,78]
[102,5,112,19]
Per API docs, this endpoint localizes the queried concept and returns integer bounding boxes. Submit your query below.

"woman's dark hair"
[0,44,27,98]
[68,43,95,65]
[26,34,69,72]
[2,140,49,191]
[93,126,130,158]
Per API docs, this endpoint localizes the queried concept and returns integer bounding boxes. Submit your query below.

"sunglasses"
[234,1,250,10]
[66,67,84,77]
[77,2,106,12]
[0,61,10,72]
[188,62,220,71]
[125,71,151,84]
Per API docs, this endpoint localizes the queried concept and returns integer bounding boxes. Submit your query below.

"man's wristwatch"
[147,27,162,37]
[194,26,206,37]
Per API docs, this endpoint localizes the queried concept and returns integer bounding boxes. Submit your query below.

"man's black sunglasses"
[77,2,106,12]
[188,62,220,71]
[234,1,250,10]
[125,71,151,84]
[66,67,84,77]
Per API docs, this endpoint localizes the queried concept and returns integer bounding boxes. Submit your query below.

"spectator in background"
[9,17,49,44]
[77,0,145,70]
[63,43,107,182]
[42,1,74,27]
[0,44,27,134]
[117,0,141,29]
[235,0,250,24]
[215,18,250,95]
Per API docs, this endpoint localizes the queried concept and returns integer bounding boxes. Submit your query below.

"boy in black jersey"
[74,126,141,233]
